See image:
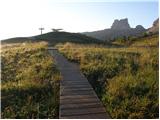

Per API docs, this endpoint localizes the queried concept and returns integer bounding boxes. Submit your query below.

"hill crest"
[1,32,102,45]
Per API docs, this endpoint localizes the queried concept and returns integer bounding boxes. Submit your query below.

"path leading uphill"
[48,48,110,119]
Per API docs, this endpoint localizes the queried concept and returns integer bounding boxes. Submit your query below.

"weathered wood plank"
[60,94,97,99]
[60,102,103,110]
[60,86,92,90]
[61,83,90,86]
[60,107,106,116]
[61,113,109,119]
[61,84,91,88]
[60,87,93,92]
[60,97,100,104]
[61,79,89,83]
[60,91,95,96]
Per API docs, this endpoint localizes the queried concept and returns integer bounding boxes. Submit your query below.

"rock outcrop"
[147,18,159,34]
[111,18,131,30]
[83,18,146,41]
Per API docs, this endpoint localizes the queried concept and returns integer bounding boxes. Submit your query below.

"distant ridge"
[1,32,102,44]
[83,18,146,41]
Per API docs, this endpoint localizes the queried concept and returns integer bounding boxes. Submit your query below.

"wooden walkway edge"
[48,48,110,119]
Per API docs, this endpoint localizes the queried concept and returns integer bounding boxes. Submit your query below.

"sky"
[0,0,159,40]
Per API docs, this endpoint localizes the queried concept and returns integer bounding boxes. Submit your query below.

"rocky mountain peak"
[135,25,145,31]
[111,18,131,30]
[83,18,147,41]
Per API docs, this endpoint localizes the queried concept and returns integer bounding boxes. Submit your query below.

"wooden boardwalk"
[48,48,110,119]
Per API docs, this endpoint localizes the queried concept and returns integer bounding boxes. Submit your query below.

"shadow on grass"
[1,81,59,119]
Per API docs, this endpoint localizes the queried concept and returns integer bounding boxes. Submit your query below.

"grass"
[1,42,61,118]
[130,34,159,47]
[57,34,159,119]
[112,34,159,47]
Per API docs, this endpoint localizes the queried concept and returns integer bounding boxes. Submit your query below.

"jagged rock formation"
[147,18,159,34]
[83,18,146,41]
[111,18,131,30]
[135,25,145,31]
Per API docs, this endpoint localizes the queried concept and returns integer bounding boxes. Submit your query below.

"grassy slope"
[1,42,61,118]
[112,34,159,47]
[1,32,102,45]
[57,35,159,119]
[130,34,159,47]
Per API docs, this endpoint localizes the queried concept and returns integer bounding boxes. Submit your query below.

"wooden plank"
[61,90,94,95]
[60,87,93,91]
[62,89,93,93]
[60,102,103,110]
[60,97,100,104]
[60,91,95,96]
[60,70,80,74]
[61,74,86,78]
[60,87,92,91]
[61,83,90,86]
[61,82,90,85]
[47,47,58,50]
[60,107,106,116]
[60,94,97,100]
[61,80,88,84]
[61,84,91,88]
[60,100,100,105]
[61,113,109,119]
[61,75,86,80]
[62,77,87,81]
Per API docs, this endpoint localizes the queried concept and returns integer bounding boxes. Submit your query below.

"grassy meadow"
[1,34,159,119]
[56,34,159,118]
[1,42,61,118]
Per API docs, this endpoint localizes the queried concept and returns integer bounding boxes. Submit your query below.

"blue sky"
[0,0,158,40]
